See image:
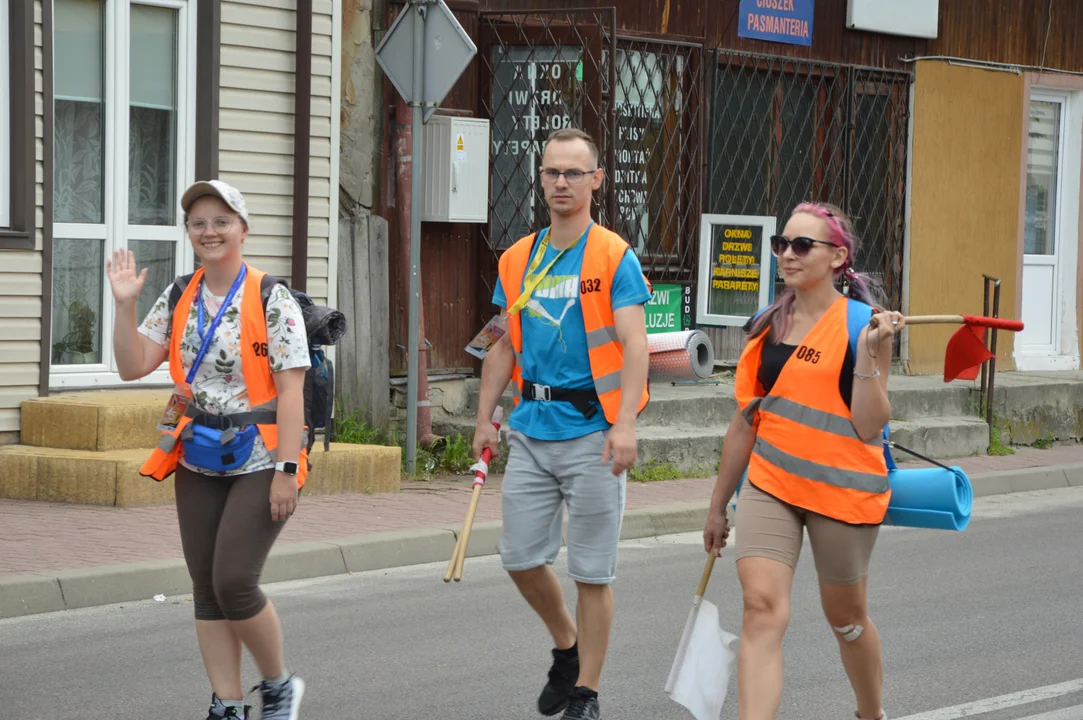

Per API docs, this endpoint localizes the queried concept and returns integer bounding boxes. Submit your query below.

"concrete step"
[433,415,724,475]
[0,442,402,507]
[886,416,990,460]
[883,382,975,420]
[455,377,978,424]
[435,409,988,478]
[455,379,739,427]
[20,390,172,452]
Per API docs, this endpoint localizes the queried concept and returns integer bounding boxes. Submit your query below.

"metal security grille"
[707,50,911,312]
[609,38,705,282]
[478,11,705,283]
[479,9,616,257]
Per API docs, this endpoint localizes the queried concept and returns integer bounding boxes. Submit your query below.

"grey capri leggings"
[175,465,291,621]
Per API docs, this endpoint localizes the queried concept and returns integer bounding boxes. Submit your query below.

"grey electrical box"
[421,116,490,223]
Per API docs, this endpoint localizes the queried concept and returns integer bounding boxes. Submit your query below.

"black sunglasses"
[770,234,836,257]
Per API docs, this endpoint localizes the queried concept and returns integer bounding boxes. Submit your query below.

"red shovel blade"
[944,324,995,382]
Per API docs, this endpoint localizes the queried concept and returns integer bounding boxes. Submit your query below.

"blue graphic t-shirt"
[493,225,652,441]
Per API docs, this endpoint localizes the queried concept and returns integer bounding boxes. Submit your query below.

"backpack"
[167,272,347,459]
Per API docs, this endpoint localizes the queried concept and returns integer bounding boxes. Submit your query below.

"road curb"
[2,464,1081,620]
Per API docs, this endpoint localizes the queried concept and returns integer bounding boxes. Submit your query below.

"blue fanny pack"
[181,422,260,473]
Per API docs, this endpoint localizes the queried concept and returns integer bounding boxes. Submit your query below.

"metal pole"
[987,279,1001,444]
[980,277,990,405]
[405,1,426,476]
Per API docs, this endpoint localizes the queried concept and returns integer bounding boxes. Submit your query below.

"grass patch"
[988,412,1015,456]
[333,408,482,480]
[969,394,1016,456]
[629,458,713,483]
[1033,432,1056,450]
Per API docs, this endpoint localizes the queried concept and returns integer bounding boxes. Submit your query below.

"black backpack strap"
[166,273,196,315]
[260,273,287,311]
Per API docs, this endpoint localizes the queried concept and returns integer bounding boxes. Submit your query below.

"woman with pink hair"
[703,202,905,720]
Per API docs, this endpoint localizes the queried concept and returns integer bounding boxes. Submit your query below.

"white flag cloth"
[664,594,738,720]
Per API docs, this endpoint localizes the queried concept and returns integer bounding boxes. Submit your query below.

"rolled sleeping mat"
[881,466,973,531]
[647,330,715,381]
[730,465,973,531]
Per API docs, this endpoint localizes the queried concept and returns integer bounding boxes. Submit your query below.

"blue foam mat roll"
[881,465,972,531]
[730,465,973,531]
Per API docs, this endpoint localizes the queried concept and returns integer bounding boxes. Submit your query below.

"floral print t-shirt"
[139,278,311,476]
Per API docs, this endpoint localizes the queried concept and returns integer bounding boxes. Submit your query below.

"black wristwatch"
[275,461,299,476]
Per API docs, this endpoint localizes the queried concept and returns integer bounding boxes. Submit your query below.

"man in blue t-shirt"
[473,128,651,720]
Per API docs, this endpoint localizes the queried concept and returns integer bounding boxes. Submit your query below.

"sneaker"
[561,687,600,720]
[205,693,251,719]
[255,674,305,720]
[537,645,580,716]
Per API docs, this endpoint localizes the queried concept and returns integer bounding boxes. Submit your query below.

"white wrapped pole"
[648,330,715,381]
[664,552,738,719]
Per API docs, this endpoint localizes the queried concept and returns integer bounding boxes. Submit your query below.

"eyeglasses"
[539,168,597,184]
[770,234,836,257]
[186,217,236,235]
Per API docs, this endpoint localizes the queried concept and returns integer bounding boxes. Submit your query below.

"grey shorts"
[499,428,627,585]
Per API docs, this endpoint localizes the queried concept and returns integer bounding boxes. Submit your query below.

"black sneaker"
[254,674,305,720]
[204,693,251,719]
[537,645,580,716]
[561,687,600,720]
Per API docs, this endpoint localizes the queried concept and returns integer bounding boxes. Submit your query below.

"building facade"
[2,0,1081,443]
[0,0,343,442]
[375,0,1083,391]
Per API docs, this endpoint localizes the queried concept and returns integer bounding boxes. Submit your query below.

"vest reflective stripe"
[594,370,622,395]
[753,437,890,494]
[756,395,880,447]
[735,296,889,525]
[139,264,309,487]
[586,326,618,348]
[499,224,650,424]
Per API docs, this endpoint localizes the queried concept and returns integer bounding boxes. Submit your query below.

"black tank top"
[745,319,855,409]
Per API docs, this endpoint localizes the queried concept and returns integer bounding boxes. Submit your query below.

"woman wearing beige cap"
[107,179,309,720]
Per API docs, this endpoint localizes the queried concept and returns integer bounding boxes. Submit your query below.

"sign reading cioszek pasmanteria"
[696,214,776,327]
[737,0,815,47]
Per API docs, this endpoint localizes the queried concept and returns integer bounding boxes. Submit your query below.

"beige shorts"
[734,479,879,586]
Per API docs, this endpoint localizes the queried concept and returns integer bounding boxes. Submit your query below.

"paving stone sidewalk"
[2,445,1081,577]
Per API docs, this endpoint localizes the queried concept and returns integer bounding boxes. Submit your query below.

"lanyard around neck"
[188,264,247,385]
[507,222,593,316]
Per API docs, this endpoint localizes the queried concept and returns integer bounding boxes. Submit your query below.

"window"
[1024,99,1062,257]
[51,0,194,383]
[1,0,10,228]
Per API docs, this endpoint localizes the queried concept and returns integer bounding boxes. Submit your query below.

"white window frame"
[0,0,11,228]
[1015,87,1083,371]
[51,0,197,389]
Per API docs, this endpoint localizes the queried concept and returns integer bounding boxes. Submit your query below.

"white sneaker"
[256,675,305,720]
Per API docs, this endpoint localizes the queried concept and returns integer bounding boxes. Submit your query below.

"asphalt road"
[3,487,1083,720]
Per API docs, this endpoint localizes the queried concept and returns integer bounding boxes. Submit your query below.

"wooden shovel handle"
[452,484,483,582]
[870,314,1023,331]
[696,551,717,598]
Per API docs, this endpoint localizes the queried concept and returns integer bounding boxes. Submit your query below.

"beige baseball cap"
[180,179,250,226]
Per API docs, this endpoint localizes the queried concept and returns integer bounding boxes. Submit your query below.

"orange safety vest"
[499,223,651,425]
[734,296,889,525]
[139,264,309,488]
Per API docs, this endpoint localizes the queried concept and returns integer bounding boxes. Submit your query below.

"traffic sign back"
[375,0,477,122]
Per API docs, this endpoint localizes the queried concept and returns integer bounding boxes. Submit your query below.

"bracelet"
[854,366,880,380]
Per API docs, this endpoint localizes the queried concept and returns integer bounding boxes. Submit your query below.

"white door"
[50,0,196,389]
[1016,91,1081,371]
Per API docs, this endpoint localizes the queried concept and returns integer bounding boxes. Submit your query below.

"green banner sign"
[646,283,685,334]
